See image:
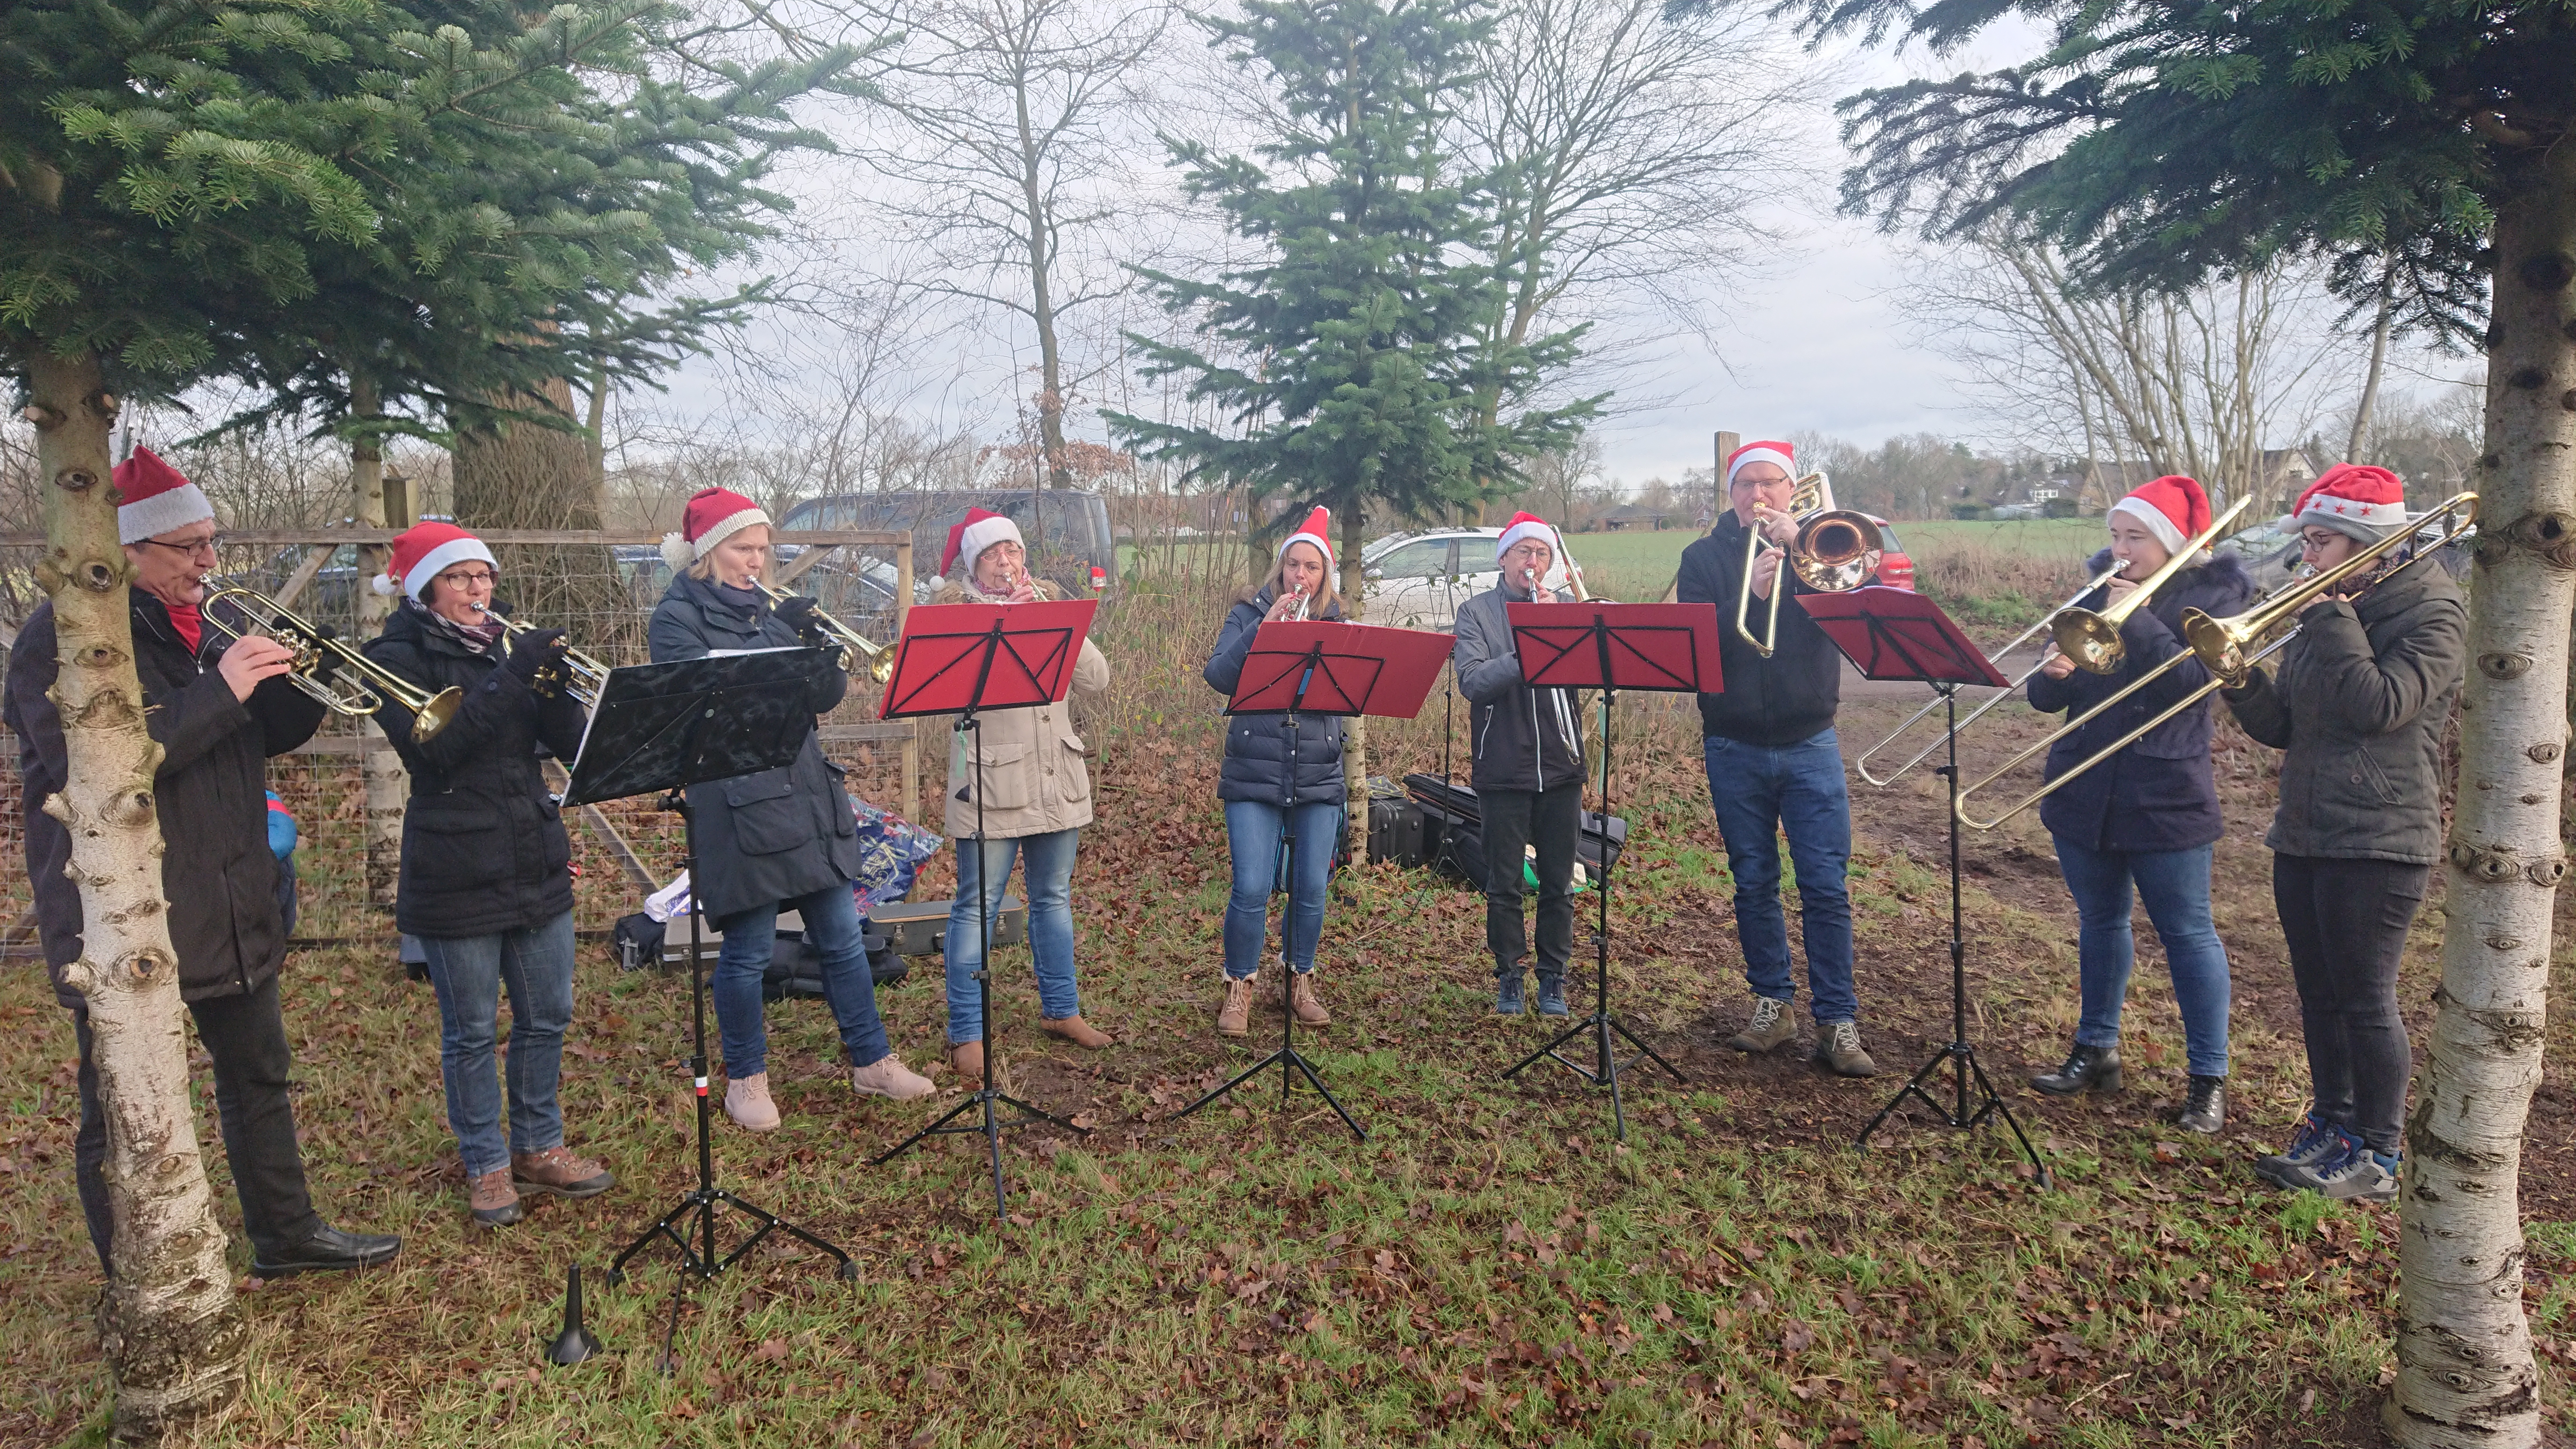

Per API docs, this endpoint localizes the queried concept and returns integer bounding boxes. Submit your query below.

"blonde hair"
[1262,541,1339,615]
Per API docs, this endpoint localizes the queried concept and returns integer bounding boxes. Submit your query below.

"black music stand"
[1800,586,2052,1188]
[1179,619,1450,1139]
[871,599,1099,1222]
[563,648,858,1364]
[1498,601,1722,1138]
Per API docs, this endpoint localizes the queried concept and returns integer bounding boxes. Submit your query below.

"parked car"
[1361,527,1580,631]
[2217,515,2472,594]
[776,489,1117,600]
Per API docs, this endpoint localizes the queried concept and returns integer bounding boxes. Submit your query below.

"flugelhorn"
[477,604,611,707]
[2048,497,2252,673]
[1952,493,2476,831]
[201,587,463,740]
[1735,470,1883,658]
[752,579,895,684]
[1852,559,2127,787]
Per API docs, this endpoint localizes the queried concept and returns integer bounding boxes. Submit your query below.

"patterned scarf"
[405,596,506,654]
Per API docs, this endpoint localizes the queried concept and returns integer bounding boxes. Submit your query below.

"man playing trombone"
[1676,440,1878,1077]
[4,447,402,1279]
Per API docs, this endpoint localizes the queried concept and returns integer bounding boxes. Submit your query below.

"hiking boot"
[2298,1133,2399,1204]
[1217,974,1257,1038]
[851,1054,937,1102]
[1727,995,1795,1053]
[1536,974,1568,1017]
[2256,1112,2339,1188]
[512,1147,614,1199]
[949,1040,986,1089]
[2177,1075,2227,1134]
[1289,972,1331,1027]
[469,1168,522,1227]
[1494,970,1526,1017]
[724,1071,781,1132]
[2031,1042,2122,1095]
[1813,1020,1880,1077]
[1041,1014,1114,1048]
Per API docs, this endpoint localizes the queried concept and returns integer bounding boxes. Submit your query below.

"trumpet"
[752,579,895,684]
[1735,470,1884,658]
[477,605,611,707]
[201,587,463,740]
[1953,492,2477,831]
[1852,559,2126,787]
[2049,497,2252,673]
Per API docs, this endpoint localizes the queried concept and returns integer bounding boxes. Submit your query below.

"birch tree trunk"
[1339,506,1368,833]
[349,377,407,910]
[23,352,247,1437]
[2386,166,2575,1449]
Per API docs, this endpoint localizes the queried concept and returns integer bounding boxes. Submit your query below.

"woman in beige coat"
[936,509,1112,1082]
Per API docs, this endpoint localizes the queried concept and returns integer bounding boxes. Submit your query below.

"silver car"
[1361,527,1584,630]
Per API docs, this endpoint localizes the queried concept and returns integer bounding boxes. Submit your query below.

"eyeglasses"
[436,569,497,589]
[140,534,225,560]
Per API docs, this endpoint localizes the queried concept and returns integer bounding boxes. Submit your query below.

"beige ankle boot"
[850,1054,937,1101]
[723,1072,780,1132]
[1216,973,1257,1038]
[1289,972,1330,1027]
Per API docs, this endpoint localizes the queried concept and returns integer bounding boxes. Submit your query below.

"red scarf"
[164,600,204,653]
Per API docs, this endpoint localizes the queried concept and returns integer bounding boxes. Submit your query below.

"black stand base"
[1502,931,1684,1141]
[873,1072,1088,1221]
[1178,962,1367,1141]
[1854,1039,2052,1188]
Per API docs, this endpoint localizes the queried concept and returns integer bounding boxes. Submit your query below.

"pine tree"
[1756,1,2574,1441]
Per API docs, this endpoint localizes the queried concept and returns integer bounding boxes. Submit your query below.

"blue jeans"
[2051,835,2232,1078]
[420,911,577,1178]
[711,883,891,1077]
[944,829,1081,1044]
[1703,729,1858,1023]
[1223,799,1342,979]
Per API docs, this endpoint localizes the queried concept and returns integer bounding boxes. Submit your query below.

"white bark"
[24,351,246,1437]
[2387,163,2574,1449]
[349,377,407,910]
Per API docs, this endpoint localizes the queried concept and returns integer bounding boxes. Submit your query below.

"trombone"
[1952,492,2477,831]
[751,579,895,683]
[1735,470,1885,658]
[201,587,464,741]
[1852,559,2126,787]
[2048,497,2252,673]
[477,605,611,707]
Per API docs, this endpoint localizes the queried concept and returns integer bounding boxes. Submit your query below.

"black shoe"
[2177,1076,2227,1135]
[1535,975,1568,1017]
[252,1224,402,1279]
[2031,1042,2122,1096]
[1494,970,1525,1016]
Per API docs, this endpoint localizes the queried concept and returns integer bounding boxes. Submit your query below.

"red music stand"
[1181,619,1451,1139]
[1798,586,2051,1189]
[1498,601,1723,1138]
[872,598,1101,1222]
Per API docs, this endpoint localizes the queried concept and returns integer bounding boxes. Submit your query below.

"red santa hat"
[373,521,497,601]
[1495,511,1559,562]
[1276,506,1334,573]
[1723,439,1796,490]
[659,487,771,571]
[2110,474,2214,558]
[2292,463,2411,542]
[942,507,1024,576]
[113,446,215,545]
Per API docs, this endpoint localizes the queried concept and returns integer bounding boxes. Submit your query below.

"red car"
[1865,515,1915,589]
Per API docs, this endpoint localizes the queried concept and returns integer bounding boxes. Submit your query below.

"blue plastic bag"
[849,800,941,914]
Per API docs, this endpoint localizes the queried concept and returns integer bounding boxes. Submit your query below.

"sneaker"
[1495,971,1526,1017]
[724,1072,781,1132]
[2297,1131,2399,1203]
[1727,995,1796,1053]
[1535,975,1568,1017]
[850,1054,937,1102]
[1813,1019,1880,1077]
[2255,1112,2338,1188]
[512,1146,614,1199]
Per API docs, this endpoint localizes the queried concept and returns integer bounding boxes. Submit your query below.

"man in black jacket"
[3,448,400,1278]
[1453,512,1587,1017]
[1674,440,1876,1076]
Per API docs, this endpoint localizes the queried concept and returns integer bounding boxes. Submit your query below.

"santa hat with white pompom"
[660,487,772,571]
[373,521,497,602]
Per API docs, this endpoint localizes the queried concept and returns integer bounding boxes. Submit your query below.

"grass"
[1,569,2569,1448]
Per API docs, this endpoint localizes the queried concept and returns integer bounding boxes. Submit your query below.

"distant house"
[1597,502,1674,532]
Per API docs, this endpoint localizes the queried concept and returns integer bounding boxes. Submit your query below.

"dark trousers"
[2274,854,2429,1154]
[1482,782,1580,981]
[73,973,320,1274]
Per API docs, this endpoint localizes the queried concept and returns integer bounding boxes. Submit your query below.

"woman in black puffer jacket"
[364,523,613,1228]
[2022,476,2253,1135]
[1201,510,1347,1039]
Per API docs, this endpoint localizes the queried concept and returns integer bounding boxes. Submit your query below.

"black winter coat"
[2024,549,2255,853]
[1453,582,1588,793]
[1202,587,1349,806]
[1674,514,1843,746]
[6,594,325,1008]
[363,604,587,937]
[647,571,860,922]
[2222,556,2466,864]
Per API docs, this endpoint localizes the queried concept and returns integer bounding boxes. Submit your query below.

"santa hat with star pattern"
[2291,463,2412,544]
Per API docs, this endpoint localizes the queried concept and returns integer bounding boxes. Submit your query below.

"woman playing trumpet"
[1201,508,1345,1036]
[2024,475,2252,1133]
[2220,466,2466,1200]
[362,523,613,1225]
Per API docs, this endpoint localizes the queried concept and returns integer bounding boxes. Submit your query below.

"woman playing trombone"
[2220,466,2465,1200]
[2024,475,2252,1134]
[363,522,613,1225]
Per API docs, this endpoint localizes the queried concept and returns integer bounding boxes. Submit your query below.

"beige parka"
[934,576,1111,839]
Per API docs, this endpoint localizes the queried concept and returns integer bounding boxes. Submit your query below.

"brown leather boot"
[1041,1014,1113,1048]
[469,1168,521,1227]
[1288,972,1330,1027]
[1216,973,1257,1038]
[512,1146,615,1199]
[949,1040,986,1089]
